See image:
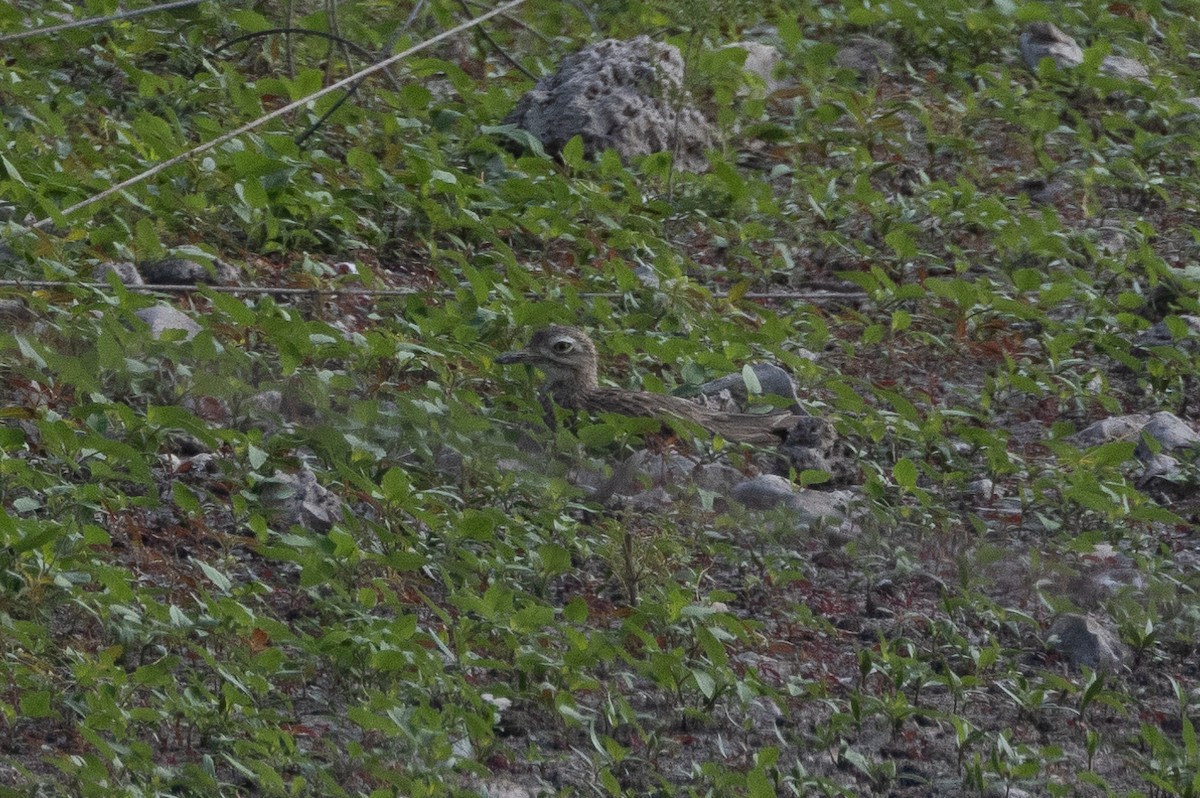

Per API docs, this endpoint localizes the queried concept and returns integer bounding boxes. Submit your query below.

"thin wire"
[0,0,206,43]
[0,279,866,302]
[29,0,527,231]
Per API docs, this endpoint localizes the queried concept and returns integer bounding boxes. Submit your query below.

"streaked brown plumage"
[497,325,801,444]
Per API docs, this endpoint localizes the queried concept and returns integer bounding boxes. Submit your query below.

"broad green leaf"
[893,458,919,489]
[742,364,762,396]
[195,559,232,593]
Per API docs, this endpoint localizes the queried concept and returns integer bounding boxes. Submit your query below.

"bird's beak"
[496,348,532,365]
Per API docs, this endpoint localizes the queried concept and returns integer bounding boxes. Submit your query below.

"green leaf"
[1,155,28,187]
[481,124,549,159]
[229,9,272,32]
[511,604,555,632]
[172,482,202,516]
[691,668,717,699]
[742,364,762,396]
[195,559,232,593]
[893,458,919,489]
[205,290,257,326]
[564,596,589,623]
[537,543,571,575]
[19,690,53,719]
[235,179,268,209]
[747,766,777,798]
[1012,268,1042,292]
[1081,441,1136,467]
[884,228,916,259]
[14,336,46,370]
[561,135,585,169]
[248,445,268,470]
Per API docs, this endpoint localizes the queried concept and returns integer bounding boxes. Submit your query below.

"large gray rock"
[1019,23,1084,70]
[505,36,712,172]
[1046,613,1128,672]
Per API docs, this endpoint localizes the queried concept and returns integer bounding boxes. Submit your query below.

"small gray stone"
[623,450,698,488]
[1100,55,1150,80]
[1135,315,1200,352]
[248,390,284,414]
[965,478,1002,501]
[834,35,896,76]
[1135,411,1200,457]
[732,474,799,510]
[135,306,202,341]
[1067,414,1151,448]
[1019,175,1071,205]
[1091,226,1129,255]
[621,486,674,511]
[1019,23,1084,70]
[985,785,1034,798]
[731,475,849,523]
[616,450,745,499]
[93,261,144,286]
[722,41,785,94]
[693,461,749,496]
[1046,613,1128,671]
[139,256,239,286]
[1137,452,1181,485]
[261,468,344,533]
[0,299,31,321]
[697,363,799,405]
[434,447,464,481]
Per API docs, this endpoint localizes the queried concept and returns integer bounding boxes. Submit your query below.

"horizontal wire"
[0,278,866,302]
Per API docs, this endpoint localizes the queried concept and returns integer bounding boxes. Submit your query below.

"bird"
[496,325,804,445]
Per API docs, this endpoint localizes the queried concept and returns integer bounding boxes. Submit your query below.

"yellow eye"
[551,339,574,354]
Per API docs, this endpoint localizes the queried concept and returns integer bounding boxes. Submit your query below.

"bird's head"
[497,325,600,393]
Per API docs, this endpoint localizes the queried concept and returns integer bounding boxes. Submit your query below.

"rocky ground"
[0,3,1198,796]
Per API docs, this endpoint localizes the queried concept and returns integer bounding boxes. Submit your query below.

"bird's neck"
[543,364,599,404]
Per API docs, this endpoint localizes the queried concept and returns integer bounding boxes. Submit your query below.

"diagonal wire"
[0,0,206,43]
[29,0,527,231]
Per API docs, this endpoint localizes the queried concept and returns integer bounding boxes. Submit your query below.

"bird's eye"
[551,339,574,354]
